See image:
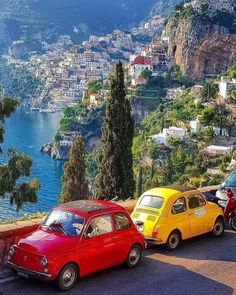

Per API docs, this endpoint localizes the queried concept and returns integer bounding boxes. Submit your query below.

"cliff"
[165,7,236,80]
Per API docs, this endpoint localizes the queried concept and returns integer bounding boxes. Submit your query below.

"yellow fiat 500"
[131,185,224,250]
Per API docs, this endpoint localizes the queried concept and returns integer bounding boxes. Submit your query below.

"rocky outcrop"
[165,12,236,80]
[41,143,69,160]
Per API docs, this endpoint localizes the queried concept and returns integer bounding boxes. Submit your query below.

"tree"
[60,136,89,203]
[201,82,218,102]
[0,94,40,210]
[140,69,152,80]
[136,165,143,197]
[94,61,135,200]
[199,107,215,126]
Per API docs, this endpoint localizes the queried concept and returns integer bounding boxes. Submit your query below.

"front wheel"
[229,216,236,231]
[56,263,78,291]
[125,244,142,268]
[211,217,225,237]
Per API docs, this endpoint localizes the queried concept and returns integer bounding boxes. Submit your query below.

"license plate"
[17,271,29,279]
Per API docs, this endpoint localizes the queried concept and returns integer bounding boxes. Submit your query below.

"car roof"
[142,185,198,200]
[55,199,124,217]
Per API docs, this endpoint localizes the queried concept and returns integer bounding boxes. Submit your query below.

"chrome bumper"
[7,261,52,280]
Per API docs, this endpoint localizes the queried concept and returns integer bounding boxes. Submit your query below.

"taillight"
[152,228,158,238]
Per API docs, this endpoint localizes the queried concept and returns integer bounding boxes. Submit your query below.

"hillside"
[0,0,160,57]
[164,0,236,80]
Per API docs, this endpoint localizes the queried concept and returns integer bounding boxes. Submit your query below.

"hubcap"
[214,222,223,235]
[169,233,179,249]
[62,267,76,288]
[129,248,140,266]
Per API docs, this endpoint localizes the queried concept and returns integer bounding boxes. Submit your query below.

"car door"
[187,194,211,236]
[112,212,133,263]
[79,214,118,275]
[169,197,190,239]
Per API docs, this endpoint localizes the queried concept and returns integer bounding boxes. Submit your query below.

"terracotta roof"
[133,56,152,66]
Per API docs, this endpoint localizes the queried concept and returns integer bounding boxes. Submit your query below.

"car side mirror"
[84,232,92,239]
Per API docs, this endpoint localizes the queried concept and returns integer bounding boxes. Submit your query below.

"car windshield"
[139,195,164,209]
[43,210,85,237]
[224,170,236,187]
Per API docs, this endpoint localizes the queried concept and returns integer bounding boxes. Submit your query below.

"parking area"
[0,230,235,295]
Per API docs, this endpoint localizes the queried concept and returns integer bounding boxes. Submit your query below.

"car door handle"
[111,236,118,240]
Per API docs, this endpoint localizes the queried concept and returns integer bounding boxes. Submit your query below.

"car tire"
[56,263,78,291]
[211,217,225,237]
[125,244,142,268]
[229,216,236,231]
[165,230,181,251]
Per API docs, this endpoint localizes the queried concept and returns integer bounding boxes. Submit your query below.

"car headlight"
[8,246,15,258]
[40,257,48,267]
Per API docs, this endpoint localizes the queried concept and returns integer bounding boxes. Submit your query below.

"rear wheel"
[229,215,236,231]
[165,230,181,251]
[211,217,224,237]
[125,244,142,268]
[56,263,78,291]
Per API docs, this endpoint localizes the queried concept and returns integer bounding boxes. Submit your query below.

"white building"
[129,56,153,77]
[203,145,233,156]
[152,127,187,145]
[192,0,234,13]
[219,77,236,99]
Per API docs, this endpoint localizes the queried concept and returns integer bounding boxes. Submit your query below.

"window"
[43,210,85,237]
[188,196,200,209]
[86,215,113,237]
[139,195,164,209]
[198,195,206,206]
[114,213,130,230]
[171,197,187,214]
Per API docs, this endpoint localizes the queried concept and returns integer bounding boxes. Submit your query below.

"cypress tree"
[0,94,40,210]
[60,136,88,203]
[94,61,135,200]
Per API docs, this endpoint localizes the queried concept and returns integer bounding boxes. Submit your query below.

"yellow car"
[131,185,224,250]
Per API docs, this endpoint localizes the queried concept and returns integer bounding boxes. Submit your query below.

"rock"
[165,10,236,80]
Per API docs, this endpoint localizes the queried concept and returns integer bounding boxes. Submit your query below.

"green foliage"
[60,136,89,203]
[199,107,215,126]
[0,95,39,210]
[201,82,218,102]
[0,64,42,100]
[95,61,135,200]
[140,69,152,80]
[88,80,103,95]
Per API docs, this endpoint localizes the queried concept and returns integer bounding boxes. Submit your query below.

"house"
[89,93,105,108]
[202,145,233,156]
[190,116,201,133]
[152,127,187,145]
[219,77,236,100]
[129,56,153,77]
[131,76,147,87]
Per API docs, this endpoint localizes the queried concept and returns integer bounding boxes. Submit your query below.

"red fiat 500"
[7,200,145,291]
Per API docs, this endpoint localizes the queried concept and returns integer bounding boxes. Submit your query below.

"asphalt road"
[0,230,236,295]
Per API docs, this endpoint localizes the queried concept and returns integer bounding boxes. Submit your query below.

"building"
[129,56,153,77]
[152,127,187,145]
[192,0,234,14]
[202,145,233,156]
[219,77,236,100]
[89,93,105,108]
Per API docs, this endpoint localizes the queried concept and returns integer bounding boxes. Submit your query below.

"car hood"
[17,228,78,256]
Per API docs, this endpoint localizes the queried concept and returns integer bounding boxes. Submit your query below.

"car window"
[139,195,164,209]
[171,197,187,214]
[43,210,85,237]
[224,170,236,187]
[198,195,206,206]
[114,213,130,230]
[188,195,200,209]
[86,215,113,237]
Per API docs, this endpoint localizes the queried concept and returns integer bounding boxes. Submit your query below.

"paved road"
[0,230,236,295]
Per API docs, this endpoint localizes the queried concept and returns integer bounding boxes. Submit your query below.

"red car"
[7,200,145,291]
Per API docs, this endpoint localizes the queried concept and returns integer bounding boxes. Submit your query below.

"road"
[0,230,236,295]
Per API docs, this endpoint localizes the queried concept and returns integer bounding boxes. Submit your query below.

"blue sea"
[0,108,64,221]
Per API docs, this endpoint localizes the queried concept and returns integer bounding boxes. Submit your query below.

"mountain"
[0,0,157,57]
[150,0,182,17]
[0,0,183,58]
[164,0,236,80]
